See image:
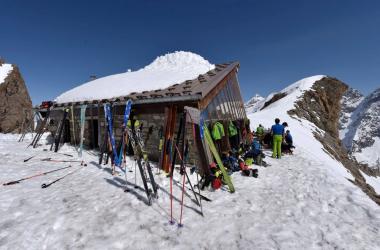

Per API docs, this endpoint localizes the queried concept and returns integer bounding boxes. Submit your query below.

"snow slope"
[246,75,351,178]
[55,51,215,103]
[0,63,13,85]
[1,134,380,249]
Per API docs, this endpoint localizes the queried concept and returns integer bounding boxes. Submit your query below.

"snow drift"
[55,51,215,103]
[0,63,13,85]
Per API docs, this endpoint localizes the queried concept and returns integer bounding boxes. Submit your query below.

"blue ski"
[118,100,133,165]
[104,104,120,167]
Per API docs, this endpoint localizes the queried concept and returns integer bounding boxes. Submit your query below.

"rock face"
[0,61,33,133]
[339,87,380,170]
[339,88,364,138]
[288,77,380,205]
[347,89,380,167]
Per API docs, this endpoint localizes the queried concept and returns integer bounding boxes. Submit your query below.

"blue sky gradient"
[1,0,379,105]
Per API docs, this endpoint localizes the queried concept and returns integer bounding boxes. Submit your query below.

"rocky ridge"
[0,60,33,133]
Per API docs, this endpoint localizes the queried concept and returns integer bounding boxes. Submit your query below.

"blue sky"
[1,0,379,105]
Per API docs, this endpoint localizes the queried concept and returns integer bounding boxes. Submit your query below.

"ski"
[125,116,158,205]
[203,123,235,193]
[78,104,87,157]
[135,124,158,196]
[104,103,119,166]
[29,102,53,148]
[2,165,73,186]
[99,127,109,165]
[54,108,69,152]
[118,100,133,167]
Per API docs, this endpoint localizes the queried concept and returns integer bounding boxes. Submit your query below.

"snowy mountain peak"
[245,94,264,106]
[247,75,326,113]
[244,94,264,113]
[143,51,214,71]
[55,51,215,103]
[281,75,326,95]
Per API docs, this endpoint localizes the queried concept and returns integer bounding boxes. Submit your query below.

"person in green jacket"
[271,118,285,159]
[256,124,264,145]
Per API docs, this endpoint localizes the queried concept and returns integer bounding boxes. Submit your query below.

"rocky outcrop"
[337,85,380,170]
[261,92,287,110]
[339,88,364,139]
[0,62,33,133]
[288,77,380,205]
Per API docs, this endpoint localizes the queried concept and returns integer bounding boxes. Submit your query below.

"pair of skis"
[19,110,41,142]
[29,104,53,148]
[125,114,158,205]
[49,108,69,153]
[103,101,158,205]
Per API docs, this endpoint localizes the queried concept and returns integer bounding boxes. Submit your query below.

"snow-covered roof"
[0,63,13,86]
[55,51,218,104]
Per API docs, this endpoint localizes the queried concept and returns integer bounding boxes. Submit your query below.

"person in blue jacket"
[285,130,293,146]
[271,118,284,159]
[282,130,295,154]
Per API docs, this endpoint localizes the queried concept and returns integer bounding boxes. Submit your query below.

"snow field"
[1,132,380,250]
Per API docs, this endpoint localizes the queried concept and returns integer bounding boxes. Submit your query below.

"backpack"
[251,139,262,156]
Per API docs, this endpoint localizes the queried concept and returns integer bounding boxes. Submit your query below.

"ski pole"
[24,155,37,162]
[178,169,186,227]
[41,165,84,188]
[174,145,201,206]
[2,165,73,186]
[134,158,138,188]
[41,158,85,163]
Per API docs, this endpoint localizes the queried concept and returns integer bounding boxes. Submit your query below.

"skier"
[271,118,285,159]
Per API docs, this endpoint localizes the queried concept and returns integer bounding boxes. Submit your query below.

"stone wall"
[49,104,203,167]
